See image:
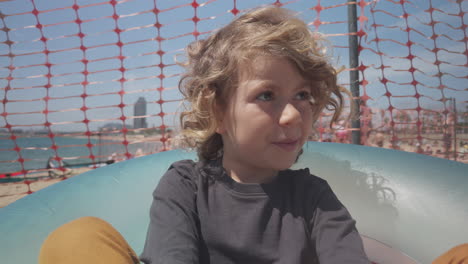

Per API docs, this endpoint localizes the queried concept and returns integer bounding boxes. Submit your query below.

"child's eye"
[256,91,274,101]
[295,91,311,101]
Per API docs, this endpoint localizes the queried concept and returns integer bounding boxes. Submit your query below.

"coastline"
[0,167,92,208]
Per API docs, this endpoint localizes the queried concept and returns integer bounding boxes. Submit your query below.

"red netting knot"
[313,19,321,27]
[273,1,283,7]
[313,4,323,12]
[361,94,370,102]
[156,36,164,42]
[357,30,366,37]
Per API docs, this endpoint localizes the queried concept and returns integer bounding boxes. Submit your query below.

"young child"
[38,7,468,264]
[139,6,369,263]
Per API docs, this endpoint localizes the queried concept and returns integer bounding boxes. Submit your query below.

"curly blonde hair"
[178,6,348,161]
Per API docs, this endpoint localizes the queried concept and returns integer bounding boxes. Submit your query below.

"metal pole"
[348,0,361,145]
[452,98,457,161]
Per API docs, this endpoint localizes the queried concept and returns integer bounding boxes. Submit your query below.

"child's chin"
[272,160,296,171]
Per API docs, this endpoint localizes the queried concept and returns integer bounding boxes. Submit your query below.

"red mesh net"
[0,0,466,203]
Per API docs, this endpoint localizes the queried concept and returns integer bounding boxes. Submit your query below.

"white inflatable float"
[1,142,467,264]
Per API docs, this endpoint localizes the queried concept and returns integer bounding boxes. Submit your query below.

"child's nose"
[279,103,301,127]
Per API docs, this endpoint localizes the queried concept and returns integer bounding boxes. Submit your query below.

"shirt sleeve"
[140,161,201,264]
[310,183,370,264]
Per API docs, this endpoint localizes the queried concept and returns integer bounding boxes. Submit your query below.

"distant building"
[134,97,148,129]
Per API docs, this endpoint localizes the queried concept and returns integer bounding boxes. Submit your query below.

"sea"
[0,136,163,174]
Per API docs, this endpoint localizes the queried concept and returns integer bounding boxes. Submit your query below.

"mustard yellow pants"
[39,217,467,264]
[38,217,139,264]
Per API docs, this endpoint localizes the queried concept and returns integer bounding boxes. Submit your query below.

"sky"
[0,0,466,133]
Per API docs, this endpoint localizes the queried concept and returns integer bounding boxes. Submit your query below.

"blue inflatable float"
[1,142,467,264]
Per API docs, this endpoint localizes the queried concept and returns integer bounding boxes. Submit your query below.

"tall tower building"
[134,97,148,129]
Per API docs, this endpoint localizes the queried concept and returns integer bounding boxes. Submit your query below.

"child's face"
[218,56,314,181]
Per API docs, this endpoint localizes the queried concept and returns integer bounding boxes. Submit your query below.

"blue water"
[0,136,162,174]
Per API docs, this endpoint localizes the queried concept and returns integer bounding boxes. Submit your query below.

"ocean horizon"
[0,136,163,174]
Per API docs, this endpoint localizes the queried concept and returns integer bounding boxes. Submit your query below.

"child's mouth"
[272,140,299,152]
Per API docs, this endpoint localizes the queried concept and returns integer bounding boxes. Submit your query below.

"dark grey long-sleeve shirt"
[140,159,369,264]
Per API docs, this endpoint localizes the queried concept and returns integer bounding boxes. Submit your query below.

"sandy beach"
[0,167,91,208]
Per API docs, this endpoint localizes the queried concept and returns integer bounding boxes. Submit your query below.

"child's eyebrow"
[244,80,311,93]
